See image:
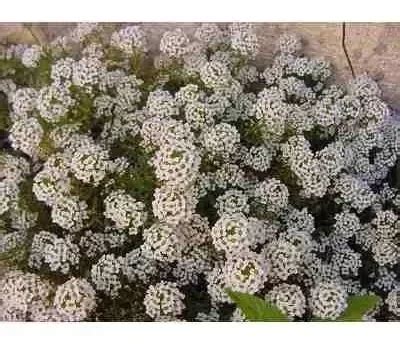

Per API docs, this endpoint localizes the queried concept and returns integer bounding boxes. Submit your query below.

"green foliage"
[68,86,96,130]
[226,289,289,322]
[32,52,53,88]
[0,51,52,89]
[336,294,381,321]
[111,138,158,208]
[0,58,28,85]
[0,245,26,267]
[239,119,265,147]
[228,289,381,322]
[0,96,10,132]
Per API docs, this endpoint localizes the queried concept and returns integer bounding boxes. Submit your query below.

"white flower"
[111,26,147,54]
[29,231,80,274]
[223,250,267,293]
[51,57,74,82]
[334,173,376,212]
[200,61,231,89]
[9,117,43,158]
[194,23,225,48]
[0,179,18,216]
[202,122,240,159]
[51,195,89,232]
[160,28,189,58]
[372,240,399,266]
[121,248,159,284]
[152,139,201,189]
[69,22,99,43]
[72,57,106,89]
[276,33,302,54]
[11,87,38,118]
[244,145,275,172]
[104,190,147,235]
[91,254,123,298]
[386,288,400,316]
[310,282,347,320]
[36,83,75,123]
[152,186,197,225]
[229,23,259,58]
[211,213,251,254]
[334,210,361,238]
[69,141,111,185]
[146,89,178,118]
[144,281,185,320]
[267,283,306,318]
[254,178,289,213]
[54,278,96,321]
[21,45,43,68]
[216,189,249,216]
[184,101,215,130]
[142,222,184,263]
[264,239,300,281]
[252,87,287,139]
[0,270,53,321]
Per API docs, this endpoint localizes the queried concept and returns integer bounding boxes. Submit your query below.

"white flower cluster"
[264,239,301,281]
[267,283,306,318]
[9,117,43,158]
[143,281,185,320]
[54,277,97,321]
[21,45,43,68]
[151,139,201,189]
[223,251,268,293]
[0,270,97,321]
[90,254,123,298]
[310,282,348,320]
[202,123,240,159]
[211,213,251,253]
[230,23,259,58]
[51,195,89,232]
[386,288,400,317]
[69,139,111,185]
[160,28,190,59]
[104,190,147,235]
[0,270,53,321]
[254,178,289,213]
[215,189,249,216]
[244,145,275,172]
[111,25,148,54]
[29,231,80,274]
[36,84,75,123]
[1,23,400,322]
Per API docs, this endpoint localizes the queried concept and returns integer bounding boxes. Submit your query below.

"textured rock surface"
[346,23,400,110]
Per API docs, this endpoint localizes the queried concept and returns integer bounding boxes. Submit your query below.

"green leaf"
[337,294,380,321]
[226,289,288,322]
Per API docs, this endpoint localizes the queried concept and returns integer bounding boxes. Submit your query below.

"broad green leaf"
[337,294,380,321]
[226,289,288,322]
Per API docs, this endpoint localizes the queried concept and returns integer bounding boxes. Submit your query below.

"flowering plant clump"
[0,22,399,322]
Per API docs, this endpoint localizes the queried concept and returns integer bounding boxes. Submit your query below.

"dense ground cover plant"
[0,23,399,321]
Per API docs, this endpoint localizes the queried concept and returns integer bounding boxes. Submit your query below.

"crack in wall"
[342,22,355,78]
